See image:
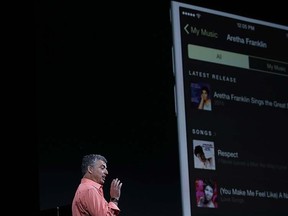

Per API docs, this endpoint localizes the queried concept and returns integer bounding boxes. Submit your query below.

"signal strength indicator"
[182,11,195,17]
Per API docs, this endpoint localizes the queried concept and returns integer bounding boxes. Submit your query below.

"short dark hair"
[201,86,210,95]
[81,154,107,176]
[194,145,204,156]
[203,179,215,190]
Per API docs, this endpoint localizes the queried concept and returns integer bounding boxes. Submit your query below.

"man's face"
[89,160,108,185]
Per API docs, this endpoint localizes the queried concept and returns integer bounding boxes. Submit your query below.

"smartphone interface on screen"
[170,1,288,216]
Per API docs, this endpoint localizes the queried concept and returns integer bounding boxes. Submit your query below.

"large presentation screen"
[170,1,288,216]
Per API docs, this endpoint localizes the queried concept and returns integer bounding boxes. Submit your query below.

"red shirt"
[72,178,120,216]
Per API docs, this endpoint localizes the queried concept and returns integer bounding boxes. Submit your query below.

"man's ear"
[88,165,93,174]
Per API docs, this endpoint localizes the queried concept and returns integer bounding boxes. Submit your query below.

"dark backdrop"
[35,1,287,215]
